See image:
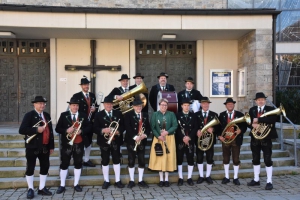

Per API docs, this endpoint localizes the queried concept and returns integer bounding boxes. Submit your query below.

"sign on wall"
[210,69,233,97]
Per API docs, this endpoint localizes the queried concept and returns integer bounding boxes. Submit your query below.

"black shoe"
[38,187,52,196]
[158,181,164,187]
[177,178,183,186]
[138,181,149,188]
[164,181,170,187]
[102,181,111,189]
[27,188,34,199]
[83,160,96,167]
[221,177,230,184]
[115,181,125,188]
[187,178,194,186]
[233,178,240,185]
[247,180,260,186]
[127,181,135,188]
[206,176,213,184]
[56,186,66,194]
[74,184,82,192]
[197,177,204,184]
[265,182,273,190]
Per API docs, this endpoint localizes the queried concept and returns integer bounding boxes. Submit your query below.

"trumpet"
[198,116,220,151]
[67,120,83,146]
[134,124,145,151]
[178,120,192,153]
[105,119,120,145]
[158,119,170,154]
[251,103,286,140]
[26,119,52,144]
[220,113,251,144]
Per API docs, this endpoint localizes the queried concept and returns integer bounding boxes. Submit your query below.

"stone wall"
[0,0,227,9]
[237,29,273,112]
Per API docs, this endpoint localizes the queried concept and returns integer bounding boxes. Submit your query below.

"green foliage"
[276,88,300,125]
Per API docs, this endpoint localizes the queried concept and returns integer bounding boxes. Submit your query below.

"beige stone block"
[256,56,272,64]
[256,29,273,35]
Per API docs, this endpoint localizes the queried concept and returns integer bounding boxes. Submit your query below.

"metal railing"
[266,99,299,167]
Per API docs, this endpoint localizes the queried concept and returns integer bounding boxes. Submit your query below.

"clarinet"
[158,119,170,154]
[178,120,192,154]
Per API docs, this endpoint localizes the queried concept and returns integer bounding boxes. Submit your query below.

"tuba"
[220,113,251,144]
[26,120,52,143]
[105,119,120,145]
[113,82,148,114]
[198,116,220,151]
[66,120,83,146]
[251,103,286,140]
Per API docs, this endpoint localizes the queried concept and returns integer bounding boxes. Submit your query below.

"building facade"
[0,0,285,123]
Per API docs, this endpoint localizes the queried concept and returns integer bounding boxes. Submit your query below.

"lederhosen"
[19,111,54,176]
[176,112,196,166]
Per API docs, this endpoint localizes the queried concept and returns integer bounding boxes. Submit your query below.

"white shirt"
[105,110,113,117]
[70,111,78,120]
[226,110,235,120]
[82,91,89,98]
[35,110,44,120]
[202,110,209,117]
[258,105,265,112]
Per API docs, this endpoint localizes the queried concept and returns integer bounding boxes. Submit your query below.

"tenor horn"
[251,103,286,140]
[113,82,148,114]
[198,116,220,151]
[220,113,251,144]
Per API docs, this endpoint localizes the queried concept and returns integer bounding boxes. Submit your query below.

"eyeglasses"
[160,104,168,107]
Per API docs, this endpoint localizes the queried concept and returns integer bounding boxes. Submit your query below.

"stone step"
[0,166,299,189]
[0,149,290,167]
[0,157,294,178]
[0,142,282,158]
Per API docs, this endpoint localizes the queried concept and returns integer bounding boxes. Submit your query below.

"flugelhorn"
[134,124,145,151]
[113,82,148,114]
[198,116,220,151]
[251,103,286,140]
[67,119,83,146]
[220,113,251,144]
[26,119,52,143]
[106,119,120,145]
[178,120,192,153]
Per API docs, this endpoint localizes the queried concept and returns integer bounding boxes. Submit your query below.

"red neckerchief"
[84,93,91,116]
[138,113,142,133]
[257,107,263,118]
[72,117,82,144]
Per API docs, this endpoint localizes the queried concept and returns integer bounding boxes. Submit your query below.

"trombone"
[105,119,120,145]
[66,119,83,146]
[26,120,52,143]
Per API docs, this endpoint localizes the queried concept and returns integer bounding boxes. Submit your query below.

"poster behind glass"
[210,69,233,97]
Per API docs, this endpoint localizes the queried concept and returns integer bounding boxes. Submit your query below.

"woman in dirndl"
[148,98,178,187]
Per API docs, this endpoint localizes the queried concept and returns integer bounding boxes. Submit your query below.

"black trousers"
[100,143,121,166]
[222,140,241,165]
[127,144,146,168]
[250,137,273,167]
[176,142,194,166]
[196,144,214,164]
[60,143,84,170]
[25,147,50,176]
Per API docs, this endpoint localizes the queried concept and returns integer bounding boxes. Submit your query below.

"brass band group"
[19,72,285,199]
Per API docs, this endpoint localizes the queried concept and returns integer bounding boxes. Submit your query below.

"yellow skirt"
[148,135,177,172]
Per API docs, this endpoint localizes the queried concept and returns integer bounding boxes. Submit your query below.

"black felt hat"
[133,73,144,79]
[254,92,267,100]
[79,75,90,85]
[157,72,168,79]
[32,96,47,103]
[118,74,130,81]
[102,96,114,103]
[200,96,212,103]
[67,97,80,104]
[180,98,192,105]
[223,98,236,105]
[185,77,194,84]
[132,96,144,106]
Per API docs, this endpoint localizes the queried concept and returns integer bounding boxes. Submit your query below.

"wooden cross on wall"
[65,40,121,94]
